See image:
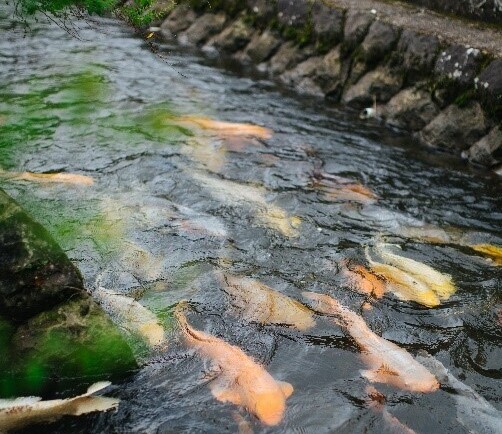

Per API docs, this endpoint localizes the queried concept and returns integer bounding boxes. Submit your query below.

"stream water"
[0,7,501,434]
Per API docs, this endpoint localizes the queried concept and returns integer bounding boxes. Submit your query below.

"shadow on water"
[0,5,501,434]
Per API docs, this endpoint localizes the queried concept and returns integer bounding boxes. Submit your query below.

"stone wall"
[155,0,502,172]
[403,0,502,25]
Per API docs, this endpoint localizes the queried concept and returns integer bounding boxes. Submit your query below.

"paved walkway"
[325,0,502,57]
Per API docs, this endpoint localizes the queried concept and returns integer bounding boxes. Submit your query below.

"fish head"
[252,390,287,426]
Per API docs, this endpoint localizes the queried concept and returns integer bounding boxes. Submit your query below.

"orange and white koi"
[0,169,93,186]
[303,292,439,393]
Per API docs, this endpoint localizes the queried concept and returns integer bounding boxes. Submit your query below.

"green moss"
[1,297,137,398]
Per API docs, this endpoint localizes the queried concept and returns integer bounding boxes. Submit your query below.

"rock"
[477,58,502,108]
[359,20,398,65]
[383,87,439,131]
[247,0,276,20]
[8,296,137,396]
[435,45,483,86]
[241,30,282,64]
[343,11,375,53]
[159,4,197,38]
[311,2,344,46]
[276,0,310,27]
[419,102,488,151]
[179,13,228,46]
[268,41,314,75]
[314,46,344,98]
[396,30,439,78]
[0,189,84,323]
[280,55,324,86]
[206,18,254,53]
[461,126,502,167]
[295,77,325,97]
[342,66,403,107]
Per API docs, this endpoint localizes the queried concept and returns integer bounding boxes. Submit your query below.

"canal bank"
[132,0,502,173]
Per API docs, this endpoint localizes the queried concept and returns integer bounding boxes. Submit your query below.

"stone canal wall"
[403,0,502,25]
[149,0,502,172]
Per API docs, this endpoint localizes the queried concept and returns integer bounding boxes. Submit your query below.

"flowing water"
[0,7,501,434]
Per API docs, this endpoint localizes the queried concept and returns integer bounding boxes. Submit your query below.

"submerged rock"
[419,102,488,151]
[0,189,83,323]
[0,189,137,398]
[8,296,136,397]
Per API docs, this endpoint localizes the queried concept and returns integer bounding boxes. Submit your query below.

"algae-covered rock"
[2,296,137,398]
[0,189,84,323]
[359,21,398,66]
[342,11,374,54]
[268,41,314,75]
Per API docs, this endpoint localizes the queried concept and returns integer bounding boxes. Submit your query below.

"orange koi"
[0,170,93,186]
[177,116,272,140]
[175,310,293,425]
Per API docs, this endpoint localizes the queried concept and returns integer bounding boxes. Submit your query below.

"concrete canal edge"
[127,0,502,174]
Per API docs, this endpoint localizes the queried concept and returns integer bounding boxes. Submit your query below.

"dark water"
[0,8,501,434]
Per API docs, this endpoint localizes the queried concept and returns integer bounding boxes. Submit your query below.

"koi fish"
[341,261,385,299]
[0,169,94,186]
[0,382,118,433]
[416,353,502,434]
[313,172,378,204]
[218,272,315,331]
[303,292,439,393]
[190,171,300,237]
[175,310,293,425]
[94,287,166,348]
[176,116,272,140]
[365,248,440,308]
[374,243,455,300]
[470,244,502,266]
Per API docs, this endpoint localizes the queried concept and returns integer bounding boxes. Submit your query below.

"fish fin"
[278,381,294,398]
[209,381,242,405]
[361,365,399,383]
[376,364,399,376]
[85,381,112,396]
